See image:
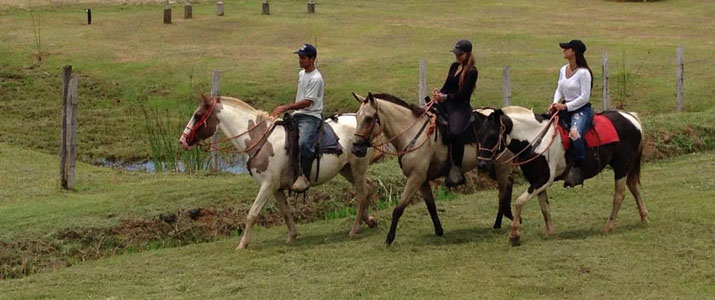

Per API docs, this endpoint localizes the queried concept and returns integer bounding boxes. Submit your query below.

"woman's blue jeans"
[568,104,594,164]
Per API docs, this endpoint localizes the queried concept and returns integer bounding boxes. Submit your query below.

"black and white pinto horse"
[476,106,649,245]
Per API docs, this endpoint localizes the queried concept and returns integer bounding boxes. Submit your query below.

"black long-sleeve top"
[439,62,478,126]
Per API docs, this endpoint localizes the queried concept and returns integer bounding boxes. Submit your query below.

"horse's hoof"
[385,235,395,246]
[349,232,358,240]
[366,216,378,228]
[435,227,444,237]
[509,236,521,247]
[236,243,247,250]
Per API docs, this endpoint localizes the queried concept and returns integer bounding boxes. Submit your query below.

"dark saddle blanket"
[430,105,485,145]
[556,113,620,150]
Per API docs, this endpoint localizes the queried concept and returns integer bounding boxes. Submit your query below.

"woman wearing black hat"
[432,39,478,187]
[550,39,593,187]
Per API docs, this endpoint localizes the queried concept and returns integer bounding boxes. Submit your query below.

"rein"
[356,99,437,156]
[183,97,277,154]
[479,112,560,167]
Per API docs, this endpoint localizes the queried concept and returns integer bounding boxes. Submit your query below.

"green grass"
[1,0,714,162]
[0,142,406,241]
[1,151,713,298]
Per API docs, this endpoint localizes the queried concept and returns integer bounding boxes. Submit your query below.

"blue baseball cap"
[294,43,317,58]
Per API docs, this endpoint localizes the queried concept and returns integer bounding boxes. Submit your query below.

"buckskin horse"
[476,106,649,246]
[351,92,515,245]
[180,94,380,249]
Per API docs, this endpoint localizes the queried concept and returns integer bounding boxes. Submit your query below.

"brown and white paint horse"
[180,94,378,249]
[476,106,649,246]
[351,93,516,245]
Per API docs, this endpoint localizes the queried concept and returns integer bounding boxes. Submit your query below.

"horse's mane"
[502,106,551,123]
[220,96,270,118]
[372,93,424,117]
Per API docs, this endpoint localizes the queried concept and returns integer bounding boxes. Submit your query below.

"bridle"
[182,97,219,145]
[477,117,508,161]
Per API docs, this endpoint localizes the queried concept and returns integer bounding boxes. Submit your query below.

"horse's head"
[179,94,222,150]
[477,109,512,169]
[351,92,381,158]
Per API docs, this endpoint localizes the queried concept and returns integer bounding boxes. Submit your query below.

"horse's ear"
[367,92,375,104]
[201,94,211,105]
[352,92,366,103]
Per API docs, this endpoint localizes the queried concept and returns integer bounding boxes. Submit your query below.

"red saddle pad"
[557,114,620,150]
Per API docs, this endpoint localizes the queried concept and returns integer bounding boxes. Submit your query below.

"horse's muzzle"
[352,143,368,158]
[478,160,492,171]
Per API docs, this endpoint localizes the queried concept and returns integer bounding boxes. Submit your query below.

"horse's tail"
[626,112,643,187]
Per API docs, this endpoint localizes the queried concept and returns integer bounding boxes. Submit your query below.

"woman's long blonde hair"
[459,51,475,90]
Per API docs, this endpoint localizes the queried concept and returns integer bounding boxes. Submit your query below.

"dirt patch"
[1,206,254,280]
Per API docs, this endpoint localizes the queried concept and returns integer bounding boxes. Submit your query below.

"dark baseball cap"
[559,39,587,54]
[450,39,473,55]
[294,43,317,58]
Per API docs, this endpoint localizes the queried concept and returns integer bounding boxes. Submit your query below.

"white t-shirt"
[294,69,324,119]
[553,65,591,112]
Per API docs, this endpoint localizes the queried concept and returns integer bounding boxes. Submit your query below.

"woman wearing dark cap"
[550,39,593,187]
[432,39,478,187]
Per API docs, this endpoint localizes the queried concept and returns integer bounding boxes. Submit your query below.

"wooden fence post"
[210,70,220,172]
[502,66,511,107]
[60,66,71,189]
[602,51,609,111]
[66,77,78,189]
[675,45,684,112]
[418,58,427,105]
[262,0,270,15]
[60,66,77,189]
[184,0,192,19]
[307,0,315,13]
[163,1,172,24]
[217,1,224,16]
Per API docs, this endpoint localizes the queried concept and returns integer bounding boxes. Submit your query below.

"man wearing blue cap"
[271,43,324,192]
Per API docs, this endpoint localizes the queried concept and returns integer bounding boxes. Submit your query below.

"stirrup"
[291,175,310,193]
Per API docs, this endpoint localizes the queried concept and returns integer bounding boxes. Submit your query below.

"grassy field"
[1,0,714,162]
[1,151,713,298]
[1,0,715,297]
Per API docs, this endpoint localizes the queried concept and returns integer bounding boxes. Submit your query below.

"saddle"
[555,112,620,150]
[282,113,344,183]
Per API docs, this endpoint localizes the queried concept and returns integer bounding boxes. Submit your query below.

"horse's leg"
[603,177,627,233]
[493,161,514,229]
[386,175,423,245]
[510,183,548,246]
[340,163,375,239]
[419,181,443,236]
[273,190,297,243]
[236,183,276,250]
[627,180,649,223]
[537,190,555,236]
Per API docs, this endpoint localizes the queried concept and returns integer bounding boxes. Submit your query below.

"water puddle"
[94,156,249,174]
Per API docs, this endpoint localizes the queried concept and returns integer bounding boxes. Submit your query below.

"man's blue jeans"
[294,113,322,178]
